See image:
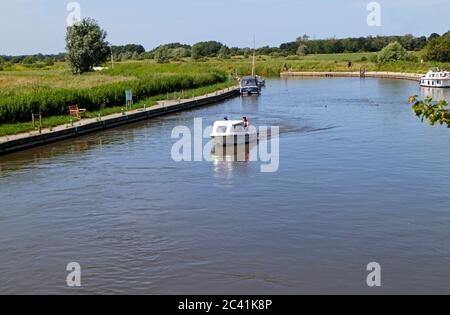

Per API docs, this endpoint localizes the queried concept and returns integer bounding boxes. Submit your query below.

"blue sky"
[0,0,449,55]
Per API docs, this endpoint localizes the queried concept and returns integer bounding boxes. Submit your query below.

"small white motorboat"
[211,117,257,145]
[420,69,450,88]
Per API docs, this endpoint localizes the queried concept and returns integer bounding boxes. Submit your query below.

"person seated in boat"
[243,117,249,128]
[224,116,229,121]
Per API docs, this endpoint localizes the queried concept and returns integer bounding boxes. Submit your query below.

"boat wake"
[278,125,339,136]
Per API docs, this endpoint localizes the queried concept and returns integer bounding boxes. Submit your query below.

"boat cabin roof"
[240,76,258,87]
[213,120,245,127]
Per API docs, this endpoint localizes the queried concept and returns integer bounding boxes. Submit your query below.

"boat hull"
[240,87,261,95]
[212,134,257,146]
[419,83,450,88]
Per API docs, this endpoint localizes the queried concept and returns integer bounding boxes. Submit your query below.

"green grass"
[0,80,236,137]
[1,53,449,136]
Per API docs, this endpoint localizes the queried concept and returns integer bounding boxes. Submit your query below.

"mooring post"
[360,67,366,78]
[38,112,42,134]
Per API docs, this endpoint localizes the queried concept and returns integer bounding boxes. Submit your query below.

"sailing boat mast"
[252,36,256,77]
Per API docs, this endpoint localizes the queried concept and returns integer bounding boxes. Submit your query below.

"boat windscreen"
[241,78,257,86]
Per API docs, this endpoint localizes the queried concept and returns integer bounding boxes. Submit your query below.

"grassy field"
[1,53,449,137]
[0,60,227,125]
[0,80,235,137]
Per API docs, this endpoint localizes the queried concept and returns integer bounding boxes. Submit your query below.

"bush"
[22,56,36,65]
[360,56,368,62]
[377,41,408,63]
[296,44,309,56]
[370,54,378,63]
[154,46,170,64]
[170,47,191,59]
[217,46,230,59]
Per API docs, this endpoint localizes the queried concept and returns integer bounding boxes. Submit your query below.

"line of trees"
[149,32,449,63]
[422,31,450,62]
[1,18,448,73]
[280,34,429,55]
[0,53,65,66]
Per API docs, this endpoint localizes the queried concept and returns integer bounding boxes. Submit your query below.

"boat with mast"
[239,37,264,95]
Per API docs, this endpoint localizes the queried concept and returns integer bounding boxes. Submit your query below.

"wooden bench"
[68,105,86,119]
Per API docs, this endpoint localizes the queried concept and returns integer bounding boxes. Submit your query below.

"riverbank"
[0,86,239,155]
[280,71,423,81]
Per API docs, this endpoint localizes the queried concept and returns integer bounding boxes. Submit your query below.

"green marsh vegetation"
[1,53,449,137]
[1,25,449,137]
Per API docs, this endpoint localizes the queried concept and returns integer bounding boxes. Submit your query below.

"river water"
[1,78,450,294]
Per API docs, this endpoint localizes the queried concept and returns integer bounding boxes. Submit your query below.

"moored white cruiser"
[420,69,450,88]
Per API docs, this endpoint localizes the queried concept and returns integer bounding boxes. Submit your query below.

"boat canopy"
[240,76,258,87]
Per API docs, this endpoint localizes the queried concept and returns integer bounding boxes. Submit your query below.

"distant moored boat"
[420,69,450,88]
[239,76,261,95]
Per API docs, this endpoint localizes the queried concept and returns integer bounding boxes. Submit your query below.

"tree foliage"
[296,44,309,56]
[112,44,145,55]
[423,36,450,62]
[217,46,230,59]
[377,41,408,63]
[191,41,223,59]
[154,46,171,64]
[409,96,450,127]
[65,18,110,74]
[170,47,191,59]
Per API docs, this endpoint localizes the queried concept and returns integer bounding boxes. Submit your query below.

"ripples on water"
[1,78,450,294]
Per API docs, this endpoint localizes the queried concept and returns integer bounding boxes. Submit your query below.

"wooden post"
[32,113,35,129]
[38,112,42,134]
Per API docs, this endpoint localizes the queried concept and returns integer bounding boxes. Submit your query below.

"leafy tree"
[154,46,170,63]
[423,37,450,62]
[112,44,146,59]
[191,41,223,59]
[296,34,310,42]
[170,47,191,59]
[243,48,252,58]
[150,43,191,54]
[217,46,230,59]
[296,44,309,56]
[44,58,55,66]
[132,52,143,60]
[65,18,110,74]
[409,96,450,127]
[377,41,408,63]
[22,56,36,64]
[429,33,441,41]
